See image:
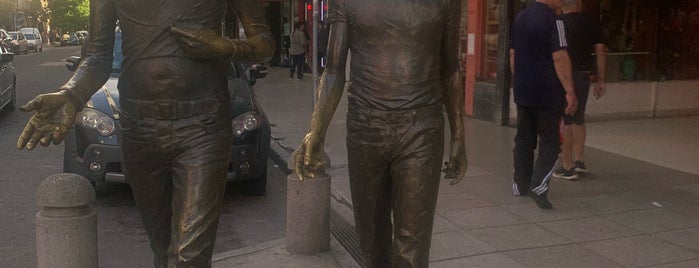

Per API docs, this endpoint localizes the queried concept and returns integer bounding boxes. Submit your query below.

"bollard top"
[36,173,96,208]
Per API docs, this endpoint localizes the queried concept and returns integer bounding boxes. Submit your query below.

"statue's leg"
[169,112,232,268]
[346,108,392,268]
[513,105,536,195]
[389,107,444,268]
[120,112,174,268]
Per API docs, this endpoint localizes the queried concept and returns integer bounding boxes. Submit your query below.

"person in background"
[289,21,308,80]
[553,0,607,180]
[510,0,578,209]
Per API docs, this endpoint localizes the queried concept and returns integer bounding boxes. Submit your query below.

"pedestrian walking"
[289,21,308,80]
[510,0,578,209]
[553,0,607,180]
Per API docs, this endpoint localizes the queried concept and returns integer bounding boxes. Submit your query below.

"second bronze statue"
[293,0,467,267]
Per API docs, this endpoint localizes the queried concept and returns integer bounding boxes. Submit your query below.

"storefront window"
[481,0,499,81]
[588,0,698,81]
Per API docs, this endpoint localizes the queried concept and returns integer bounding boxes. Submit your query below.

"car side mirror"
[65,56,82,72]
[0,52,14,63]
[250,64,268,79]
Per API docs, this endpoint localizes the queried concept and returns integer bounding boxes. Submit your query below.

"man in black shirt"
[553,0,607,180]
[510,0,578,209]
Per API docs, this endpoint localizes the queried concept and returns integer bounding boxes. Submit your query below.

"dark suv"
[63,30,271,195]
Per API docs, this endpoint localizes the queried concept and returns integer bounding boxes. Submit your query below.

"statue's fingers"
[19,99,40,113]
[52,125,69,145]
[16,124,36,150]
[39,132,53,147]
[25,131,44,150]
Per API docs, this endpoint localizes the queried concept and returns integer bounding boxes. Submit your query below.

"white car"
[20,28,42,52]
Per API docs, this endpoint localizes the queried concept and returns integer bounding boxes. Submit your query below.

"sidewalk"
[216,67,699,268]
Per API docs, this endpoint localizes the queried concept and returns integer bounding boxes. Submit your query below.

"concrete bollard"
[286,173,331,254]
[36,173,98,268]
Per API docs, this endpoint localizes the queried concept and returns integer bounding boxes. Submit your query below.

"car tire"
[242,167,267,196]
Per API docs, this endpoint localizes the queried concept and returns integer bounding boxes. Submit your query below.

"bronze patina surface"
[17,0,273,267]
[292,0,467,267]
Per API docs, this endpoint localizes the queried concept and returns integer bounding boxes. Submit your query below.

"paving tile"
[432,213,460,234]
[539,216,640,242]
[441,207,527,230]
[583,235,697,267]
[436,192,495,212]
[504,244,624,268]
[470,224,571,251]
[502,199,596,223]
[430,253,524,268]
[604,209,699,233]
[429,231,496,261]
[646,259,699,268]
[571,194,654,214]
[655,227,699,254]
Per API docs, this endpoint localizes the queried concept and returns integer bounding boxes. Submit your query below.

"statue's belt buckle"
[154,101,178,120]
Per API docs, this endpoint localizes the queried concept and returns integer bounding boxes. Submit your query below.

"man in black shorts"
[553,0,607,180]
[292,0,468,266]
[510,0,578,209]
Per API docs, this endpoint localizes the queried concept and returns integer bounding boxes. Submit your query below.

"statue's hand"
[291,133,328,180]
[171,26,235,61]
[17,91,78,150]
[442,138,467,185]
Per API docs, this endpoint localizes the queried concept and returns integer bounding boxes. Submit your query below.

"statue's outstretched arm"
[17,0,116,150]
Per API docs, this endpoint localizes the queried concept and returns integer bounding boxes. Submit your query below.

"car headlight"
[76,108,116,136]
[232,112,261,137]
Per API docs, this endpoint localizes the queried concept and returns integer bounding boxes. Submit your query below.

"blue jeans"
[290,53,305,79]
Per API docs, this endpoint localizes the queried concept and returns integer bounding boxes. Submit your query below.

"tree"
[0,0,15,29]
[48,0,89,32]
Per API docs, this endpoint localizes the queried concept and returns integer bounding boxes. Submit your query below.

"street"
[0,46,288,268]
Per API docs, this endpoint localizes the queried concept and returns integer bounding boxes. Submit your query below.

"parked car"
[8,31,28,54]
[20,28,42,52]
[63,31,272,195]
[61,32,80,46]
[0,42,16,112]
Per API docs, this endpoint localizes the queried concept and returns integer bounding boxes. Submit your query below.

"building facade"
[465,0,699,125]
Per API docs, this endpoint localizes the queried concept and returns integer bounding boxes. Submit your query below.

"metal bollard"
[36,173,98,268]
[286,173,331,254]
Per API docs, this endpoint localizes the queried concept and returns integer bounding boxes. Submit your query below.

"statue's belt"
[120,98,221,120]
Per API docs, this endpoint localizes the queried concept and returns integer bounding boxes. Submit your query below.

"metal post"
[36,173,98,268]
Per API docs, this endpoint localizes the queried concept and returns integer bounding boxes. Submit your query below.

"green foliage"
[48,0,90,31]
[0,0,15,29]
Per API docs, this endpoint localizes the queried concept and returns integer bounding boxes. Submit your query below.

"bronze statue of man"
[293,0,467,267]
[16,0,273,267]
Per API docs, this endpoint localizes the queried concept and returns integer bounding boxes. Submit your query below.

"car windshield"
[9,32,17,39]
[24,33,35,39]
[112,31,123,72]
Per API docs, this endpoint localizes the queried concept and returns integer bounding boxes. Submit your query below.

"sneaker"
[529,191,553,209]
[574,160,588,173]
[552,168,578,180]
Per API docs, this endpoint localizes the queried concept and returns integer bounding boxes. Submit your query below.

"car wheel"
[242,167,267,196]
